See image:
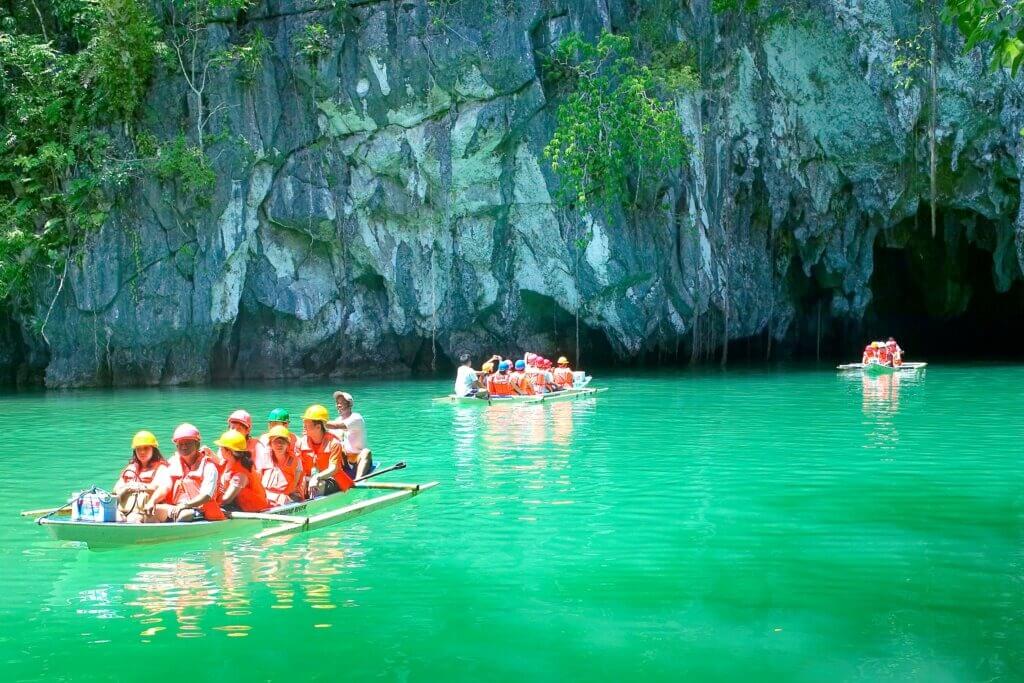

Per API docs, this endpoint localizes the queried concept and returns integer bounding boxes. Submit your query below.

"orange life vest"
[259,451,302,499]
[163,453,226,521]
[297,431,341,475]
[510,371,534,395]
[222,457,269,512]
[487,373,515,396]
[553,367,574,388]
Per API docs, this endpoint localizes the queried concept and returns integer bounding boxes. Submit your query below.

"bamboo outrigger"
[434,387,608,405]
[836,362,928,374]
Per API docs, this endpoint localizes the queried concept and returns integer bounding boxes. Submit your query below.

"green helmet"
[267,408,290,423]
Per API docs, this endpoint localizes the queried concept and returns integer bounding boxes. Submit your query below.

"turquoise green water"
[1,366,1022,681]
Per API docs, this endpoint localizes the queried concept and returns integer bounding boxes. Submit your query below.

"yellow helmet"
[131,430,159,449]
[871,341,881,348]
[214,429,248,452]
[302,404,330,421]
[482,362,495,372]
[267,425,291,441]
[557,356,569,365]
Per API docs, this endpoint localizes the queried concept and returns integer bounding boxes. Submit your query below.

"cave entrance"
[866,215,1024,360]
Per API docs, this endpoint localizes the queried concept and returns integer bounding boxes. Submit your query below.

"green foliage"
[712,0,759,14]
[891,26,930,90]
[0,0,222,306]
[153,135,217,196]
[296,23,331,65]
[543,31,694,210]
[86,0,161,121]
[942,0,1024,75]
[223,29,269,84]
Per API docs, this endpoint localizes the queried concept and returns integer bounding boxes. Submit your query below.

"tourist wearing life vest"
[553,357,575,389]
[877,343,893,366]
[145,423,226,522]
[299,404,355,497]
[510,359,535,395]
[863,341,881,363]
[259,425,303,506]
[216,429,270,513]
[113,430,169,523]
[227,409,269,467]
[540,358,559,392]
[887,338,904,366]
[259,408,298,467]
[327,391,373,480]
[479,361,496,382]
[487,361,517,396]
[524,358,546,394]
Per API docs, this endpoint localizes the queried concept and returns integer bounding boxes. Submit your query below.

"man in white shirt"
[454,354,482,397]
[327,391,372,479]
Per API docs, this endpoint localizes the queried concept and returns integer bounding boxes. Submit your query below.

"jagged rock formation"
[3,0,1024,386]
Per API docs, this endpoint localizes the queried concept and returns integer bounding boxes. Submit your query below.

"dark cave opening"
[866,222,1024,360]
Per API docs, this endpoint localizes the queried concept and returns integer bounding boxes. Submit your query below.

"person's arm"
[326,417,349,430]
[220,472,244,505]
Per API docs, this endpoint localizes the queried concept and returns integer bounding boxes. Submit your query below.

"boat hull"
[436,387,607,405]
[37,483,435,549]
[836,362,927,373]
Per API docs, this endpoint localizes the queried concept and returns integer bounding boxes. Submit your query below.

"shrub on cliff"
[543,31,695,212]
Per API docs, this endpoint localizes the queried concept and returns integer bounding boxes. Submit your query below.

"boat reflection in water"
[857,369,926,454]
[47,522,378,641]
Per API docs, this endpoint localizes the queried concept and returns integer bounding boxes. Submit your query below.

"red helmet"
[172,423,201,444]
[227,409,252,431]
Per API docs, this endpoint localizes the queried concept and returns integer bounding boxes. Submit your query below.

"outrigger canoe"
[836,362,928,373]
[34,481,437,550]
[435,387,608,405]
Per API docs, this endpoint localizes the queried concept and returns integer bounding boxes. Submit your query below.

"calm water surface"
[0,366,1022,681]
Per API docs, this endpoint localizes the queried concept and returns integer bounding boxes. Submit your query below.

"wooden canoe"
[435,387,607,405]
[36,482,437,550]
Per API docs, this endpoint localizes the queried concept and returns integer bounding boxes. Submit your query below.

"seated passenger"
[487,361,516,396]
[260,425,303,506]
[510,359,534,395]
[216,429,269,513]
[887,338,903,365]
[553,357,575,389]
[144,423,225,522]
[113,431,168,523]
[299,404,354,497]
[227,409,268,464]
[454,354,484,398]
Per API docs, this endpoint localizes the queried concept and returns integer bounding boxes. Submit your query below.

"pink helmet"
[227,409,252,431]
[172,423,201,444]
[525,353,537,363]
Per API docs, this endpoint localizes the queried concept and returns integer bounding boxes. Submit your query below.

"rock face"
[4,0,1024,386]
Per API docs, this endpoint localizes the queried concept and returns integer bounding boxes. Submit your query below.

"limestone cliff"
[3,0,1023,386]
